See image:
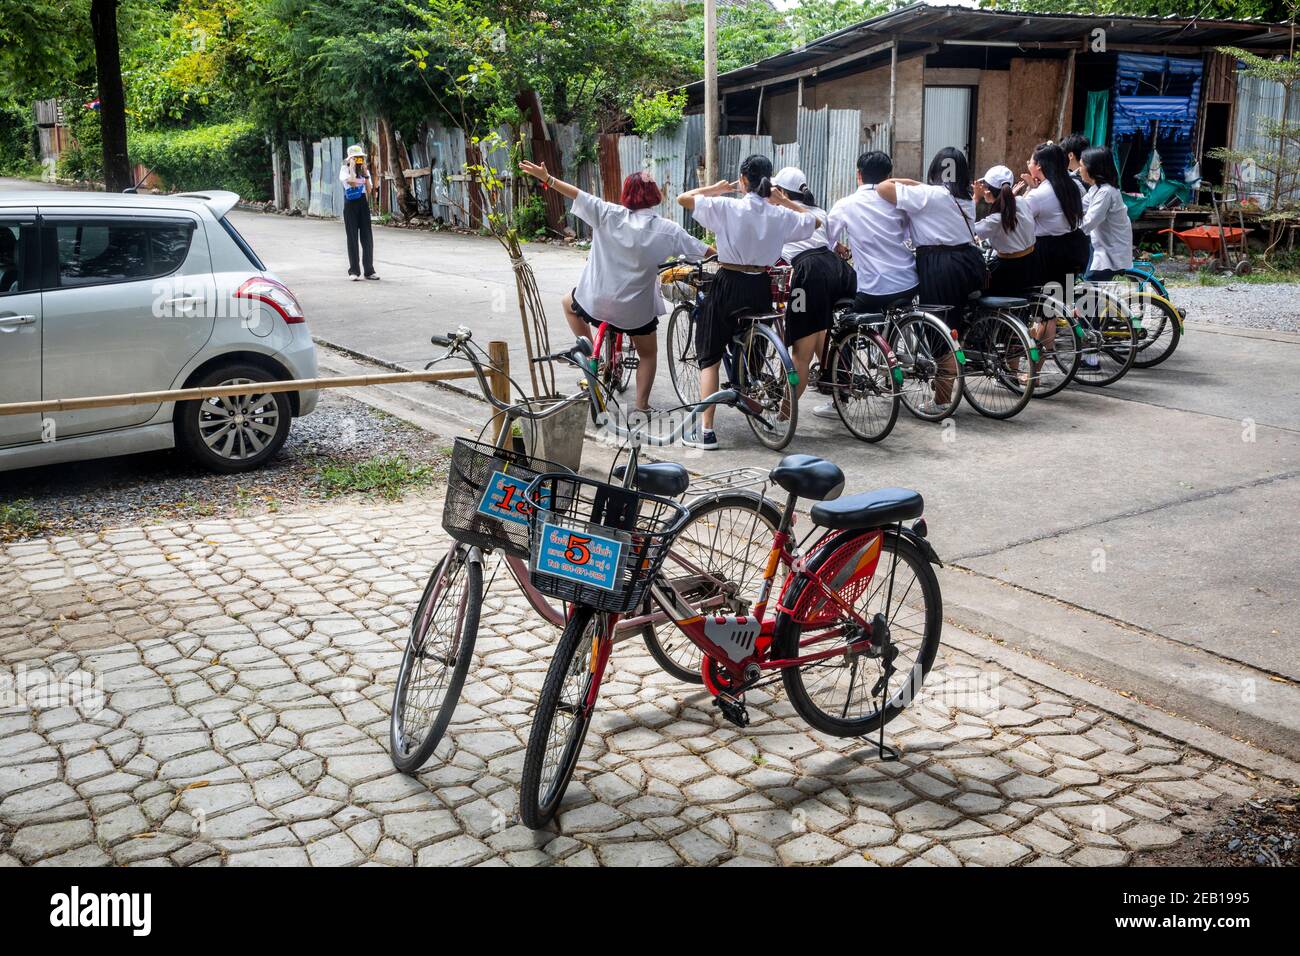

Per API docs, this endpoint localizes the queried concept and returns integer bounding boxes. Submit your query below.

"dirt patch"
[1135,793,1300,867]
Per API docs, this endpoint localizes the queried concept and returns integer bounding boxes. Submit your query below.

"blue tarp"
[1111,53,1202,183]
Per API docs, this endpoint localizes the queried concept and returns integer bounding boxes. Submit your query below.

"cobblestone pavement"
[0,496,1276,867]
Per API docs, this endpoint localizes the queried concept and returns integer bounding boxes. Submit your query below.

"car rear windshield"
[220,215,266,271]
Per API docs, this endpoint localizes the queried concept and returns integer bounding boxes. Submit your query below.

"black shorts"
[695,268,773,368]
[853,287,919,314]
[784,248,848,344]
[571,290,658,337]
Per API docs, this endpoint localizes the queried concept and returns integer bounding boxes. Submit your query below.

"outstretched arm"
[678,179,735,211]
[519,160,579,201]
[874,178,917,204]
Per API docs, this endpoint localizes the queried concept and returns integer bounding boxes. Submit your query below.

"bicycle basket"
[441,438,571,559]
[525,472,690,614]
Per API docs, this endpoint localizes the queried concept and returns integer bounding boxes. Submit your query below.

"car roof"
[0,189,240,219]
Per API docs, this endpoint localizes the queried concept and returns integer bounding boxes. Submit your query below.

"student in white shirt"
[1061,133,1091,197]
[771,166,850,402]
[876,147,987,327]
[825,150,919,313]
[1078,147,1134,279]
[1019,142,1088,298]
[677,153,818,450]
[519,160,709,413]
[973,164,1040,297]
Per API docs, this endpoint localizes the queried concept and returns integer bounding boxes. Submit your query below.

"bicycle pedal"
[713,695,750,728]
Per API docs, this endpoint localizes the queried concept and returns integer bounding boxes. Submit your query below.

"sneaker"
[682,428,719,450]
[1083,353,1101,368]
[813,403,838,420]
[914,399,947,416]
[365,273,381,281]
[350,274,360,282]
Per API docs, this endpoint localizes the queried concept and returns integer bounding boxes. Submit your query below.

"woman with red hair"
[519,160,709,413]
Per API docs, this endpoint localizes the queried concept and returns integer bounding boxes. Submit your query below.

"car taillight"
[235,277,306,324]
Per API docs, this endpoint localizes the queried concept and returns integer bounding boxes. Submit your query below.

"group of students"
[518,131,1134,451]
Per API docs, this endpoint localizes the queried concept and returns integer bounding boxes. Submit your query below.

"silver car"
[0,189,318,473]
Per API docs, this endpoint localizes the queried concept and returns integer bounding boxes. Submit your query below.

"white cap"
[982,165,1014,191]
[772,166,808,195]
[347,144,366,159]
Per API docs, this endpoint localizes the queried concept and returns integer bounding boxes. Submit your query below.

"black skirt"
[987,251,1042,298]
[1035,230,1089,296]
[784,248,849,344]
[696,268,772,368]
[915,244,987,326]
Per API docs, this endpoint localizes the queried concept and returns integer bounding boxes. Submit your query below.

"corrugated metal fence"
[1231,74,1300,208]
[284,105,872,232]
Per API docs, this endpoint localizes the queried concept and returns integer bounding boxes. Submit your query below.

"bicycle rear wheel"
[734,321,798,450]
[776,531,942,737]
[961,312,1036,419]
[1028,297,1081,398]
[390,547,481,773]
[889,312,962,421]
[1075,299,1137,387]
[642,491,783,683]
[598,331,635,395]
[519,606,603,829]
[830,326,900,443]
[666,304,701,407]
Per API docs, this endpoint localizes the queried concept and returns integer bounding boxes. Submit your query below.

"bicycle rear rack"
[686,466,771,498]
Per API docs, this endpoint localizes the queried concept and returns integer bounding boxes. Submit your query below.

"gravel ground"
[1167,282,1300,333]
[0,392,449,541]
[1136,793,1299,867]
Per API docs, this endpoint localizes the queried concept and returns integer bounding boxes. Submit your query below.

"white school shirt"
[973,204,1037,256]
[825,185,918,296]
[1081,184,1134,272]
[893,183,976,247]
[780,205,830,260]
[571,190,709,327]
[1025,181,1078,237]
[691,192,816,267]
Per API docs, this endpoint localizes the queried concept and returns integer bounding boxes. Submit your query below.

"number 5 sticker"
[565,534,591,565]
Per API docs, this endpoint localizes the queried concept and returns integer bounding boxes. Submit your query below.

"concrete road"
[4,181,1296,755]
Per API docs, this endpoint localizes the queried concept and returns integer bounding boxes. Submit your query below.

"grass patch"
[315,454,434,501]
[0,499,46,540]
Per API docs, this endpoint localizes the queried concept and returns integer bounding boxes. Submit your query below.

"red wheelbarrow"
[1160,224,1250,268]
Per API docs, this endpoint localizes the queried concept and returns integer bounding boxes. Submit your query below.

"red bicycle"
[518,427,944,828]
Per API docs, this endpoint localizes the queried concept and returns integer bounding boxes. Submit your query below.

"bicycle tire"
[830,326,901,443]
[889,311,963,421]
[1075,292,1138,387]
[776,531,942,738]
[666,304,701,407]
[1028,297,1082,399]
[641,491,783,683]
[961,311,1036,419]
[1131,292,1183,369]
[389,547,482,774]
[735,321,798,451]
[519,605,601,829]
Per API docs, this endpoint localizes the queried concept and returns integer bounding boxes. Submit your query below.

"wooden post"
[704,0,719,184]
[1055,48,1077,141]
[487,340,511,443]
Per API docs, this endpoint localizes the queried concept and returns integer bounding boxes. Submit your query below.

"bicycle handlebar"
[656,253,717,272]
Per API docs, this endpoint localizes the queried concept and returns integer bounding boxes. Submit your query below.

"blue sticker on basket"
[477,470,541,526]
[535,522,623,592]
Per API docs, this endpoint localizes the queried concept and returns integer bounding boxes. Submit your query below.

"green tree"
[981,0,1294,22]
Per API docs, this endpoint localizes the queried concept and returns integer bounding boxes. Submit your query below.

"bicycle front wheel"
[390,547,482,774]
[735,321,798,450]
[889,312,962,421]
[830,326,900,443]
[961,311,1036,419]
[666,304,701,407]
[1131,292,1182,369]
[642,491,783,683]
[519,606,603,829]
[1075,303,1137,387]
[1028,298,1082,399]
[776,531,942,737]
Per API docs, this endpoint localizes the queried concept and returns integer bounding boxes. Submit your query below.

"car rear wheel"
[175,364,292,473]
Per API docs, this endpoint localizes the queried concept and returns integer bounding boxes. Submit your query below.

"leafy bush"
[56,106,104,182]
[628,89,687,138]
[516,193,549,240]
[129,120,271,199]
[0,104,39,177]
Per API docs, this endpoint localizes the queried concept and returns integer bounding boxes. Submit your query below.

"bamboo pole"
[487,340,511,443]
[0,368,481,418]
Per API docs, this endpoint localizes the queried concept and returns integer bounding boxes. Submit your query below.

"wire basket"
[441,438,571,559]
[525,472,690,614]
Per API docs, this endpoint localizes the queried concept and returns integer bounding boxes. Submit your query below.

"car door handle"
[0,314,36,329]
[165,296,202,313]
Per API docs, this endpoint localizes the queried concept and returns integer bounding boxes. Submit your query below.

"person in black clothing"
[340,144,379,281]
